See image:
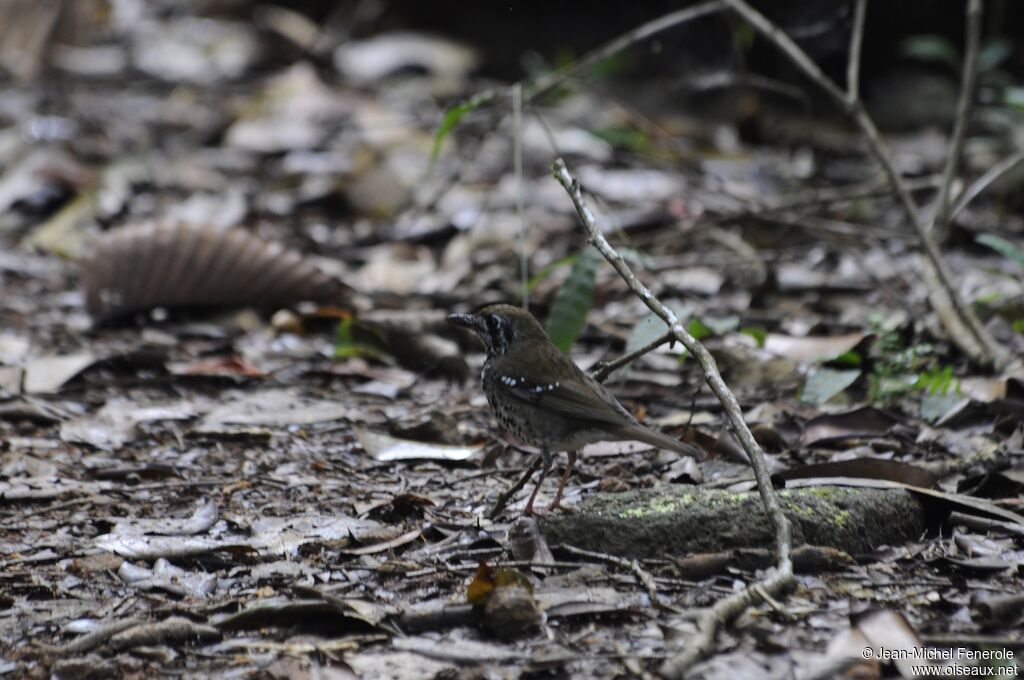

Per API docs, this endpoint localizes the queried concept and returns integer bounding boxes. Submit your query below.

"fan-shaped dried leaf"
[81,221,349,319]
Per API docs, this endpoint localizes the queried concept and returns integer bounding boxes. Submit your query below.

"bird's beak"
[447,313,483,333]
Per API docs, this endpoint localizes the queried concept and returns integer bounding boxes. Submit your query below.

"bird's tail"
[612,425,704,459]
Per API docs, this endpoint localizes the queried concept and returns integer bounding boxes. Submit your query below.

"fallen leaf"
[333,32,478,85]
[802,407,900,446]
[22,353,97,394]
[355,427,482,462]
[198,389,359,429]
[764,332,866,363]
[801,368,860,406]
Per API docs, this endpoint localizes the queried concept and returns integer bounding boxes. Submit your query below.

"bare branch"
[720,0,1010,368]
[558,544,678,613]
[760,175,940,215]
[723,0,851,107]
[660,568,794,677]
[929,0,983,244]
[526,1,726,102]
[846,0,867,102]
[590,331,673,383]
[949,148,1024,222]
[443,1,726,140]
[512,83,528,308]
[552,158,794,676]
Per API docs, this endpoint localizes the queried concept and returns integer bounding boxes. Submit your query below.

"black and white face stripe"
[482,313,514,356]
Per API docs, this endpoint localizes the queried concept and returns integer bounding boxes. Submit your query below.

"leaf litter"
[0,2,1023,679]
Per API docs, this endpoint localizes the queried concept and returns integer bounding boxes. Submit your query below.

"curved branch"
[552,158,794,677]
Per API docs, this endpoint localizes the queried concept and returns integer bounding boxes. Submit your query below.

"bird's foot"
[522,502,546,517]
[545,499,577,513]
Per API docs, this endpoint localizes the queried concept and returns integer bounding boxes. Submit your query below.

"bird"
[448,303,702,514]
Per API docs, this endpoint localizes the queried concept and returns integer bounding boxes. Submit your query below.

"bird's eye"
[485,314,500,334]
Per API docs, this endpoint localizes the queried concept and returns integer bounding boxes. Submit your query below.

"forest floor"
[1,3,1023,679]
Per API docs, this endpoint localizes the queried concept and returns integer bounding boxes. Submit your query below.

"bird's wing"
[493,347,637,427]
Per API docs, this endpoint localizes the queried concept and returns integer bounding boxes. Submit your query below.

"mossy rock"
[539,486,924,558]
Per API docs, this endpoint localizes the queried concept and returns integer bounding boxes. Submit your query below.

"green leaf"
[978,38,1013,73]
[678,318,719,364]
[592,124,652,154]
[735,23,756,52]
[688,318,712,340]
[801,368,861,406]
[545,246,603,352]
[1004,86,1024,110]
[977,233,1024,270]
[899,35,961,72]
[739,327,767,348]
[915,365,958,396]
[833,350,863,367]
[429,91,495,170]
[334,317,387,360]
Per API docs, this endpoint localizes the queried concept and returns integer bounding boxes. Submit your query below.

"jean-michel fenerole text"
[869,647,1014,662]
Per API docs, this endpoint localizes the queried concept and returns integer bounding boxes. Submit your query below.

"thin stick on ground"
[558,544,678,613]
[552,158,794,678]
[721,0,1010,369]
[661,567,795,676]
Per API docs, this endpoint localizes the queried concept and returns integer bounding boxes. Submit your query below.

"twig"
[845,0,867,103]
[755,212,912,310]
[720,0,1009,369]
[663,568,794,677]
[928,0,982,245]
[558,544,678,612]
[525,1,726,103]
[513,83,528,308]
[590,331,673,383]
[949,148,1024,221]
[38,617,143,655]
[760,174,941,215]
[0,494,102,526]
[448,1,726,130]
[552,158,794,677]
[752,582,795,621]
[487,454,542,519]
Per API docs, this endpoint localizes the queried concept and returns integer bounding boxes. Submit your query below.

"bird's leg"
[548,449,578,511]
[523,449,552,516]
[488,453,542,519]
